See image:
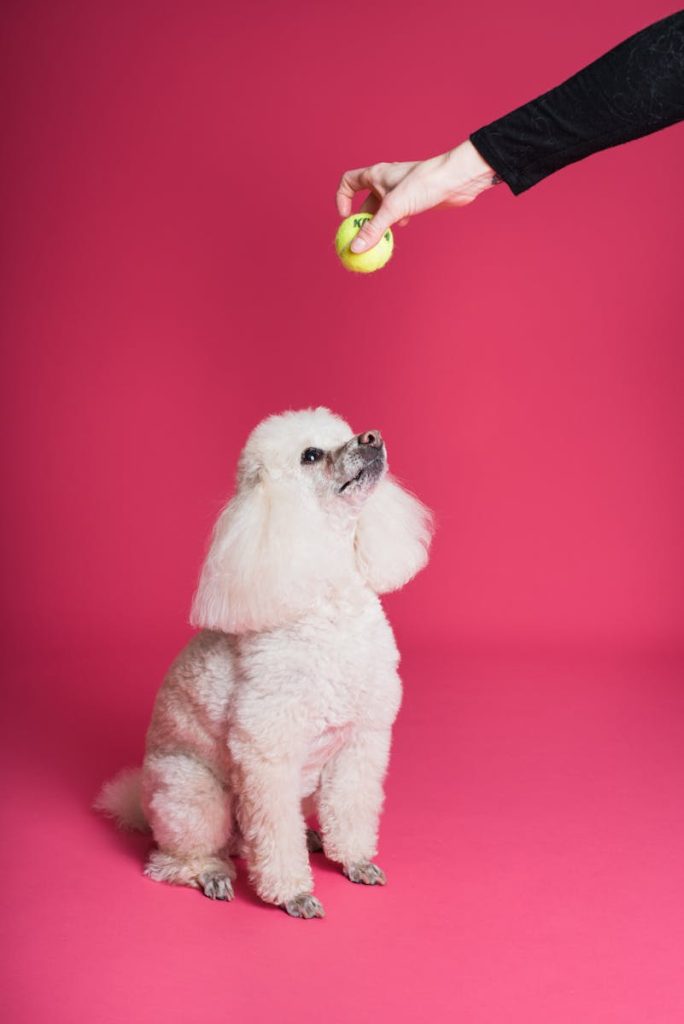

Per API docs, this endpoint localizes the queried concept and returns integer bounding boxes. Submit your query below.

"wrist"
[443,140,500,200]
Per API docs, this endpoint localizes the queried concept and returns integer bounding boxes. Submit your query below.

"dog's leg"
[142,752,236,900]
[300,795,323,853]
[317,726,391,886]
[236,755,324,918]
[306,827,324,853]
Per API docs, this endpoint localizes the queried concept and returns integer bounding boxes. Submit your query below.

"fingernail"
[350,236,367,253]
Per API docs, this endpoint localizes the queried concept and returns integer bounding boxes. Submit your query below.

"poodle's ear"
[354,476,433,593]
[189,473,328,634]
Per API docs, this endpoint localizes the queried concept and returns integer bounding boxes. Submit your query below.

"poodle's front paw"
[344,861,387,886]
[282,893,325,919]
[199,871,235,901]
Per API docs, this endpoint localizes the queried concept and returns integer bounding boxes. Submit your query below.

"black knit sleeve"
[470,11,684,195]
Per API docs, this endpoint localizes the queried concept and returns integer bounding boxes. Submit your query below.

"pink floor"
[4,641,683,1023]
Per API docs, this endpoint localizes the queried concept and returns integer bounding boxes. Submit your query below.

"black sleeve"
[470,11,684,195]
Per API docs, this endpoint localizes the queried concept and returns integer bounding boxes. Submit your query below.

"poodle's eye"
[301,447,325,465]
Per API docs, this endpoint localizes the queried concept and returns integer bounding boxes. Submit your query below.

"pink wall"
[3,6,684,1023]
[2,0,682,655]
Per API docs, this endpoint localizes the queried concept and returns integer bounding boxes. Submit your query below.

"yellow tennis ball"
[335,213,394,273]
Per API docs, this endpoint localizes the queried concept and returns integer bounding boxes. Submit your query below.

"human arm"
[338,11,684,252]
[470,10,684,194]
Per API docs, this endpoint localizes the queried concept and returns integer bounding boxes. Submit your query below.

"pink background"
[2,2,683,1022]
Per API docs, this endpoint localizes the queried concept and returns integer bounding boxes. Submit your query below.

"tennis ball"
[335,214,394,273]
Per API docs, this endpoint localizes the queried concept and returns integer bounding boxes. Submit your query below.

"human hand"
[335,140,498,253]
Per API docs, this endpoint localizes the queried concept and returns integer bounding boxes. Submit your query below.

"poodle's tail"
[94,767,149,832]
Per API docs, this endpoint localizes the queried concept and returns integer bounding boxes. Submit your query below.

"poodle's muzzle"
[335,430,385,495]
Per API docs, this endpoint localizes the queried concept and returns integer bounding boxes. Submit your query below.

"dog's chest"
[240,594,397,689]
[300,722,352,797]
[232,596,400,758]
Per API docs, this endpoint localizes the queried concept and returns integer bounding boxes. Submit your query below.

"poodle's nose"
[358,430,383,449]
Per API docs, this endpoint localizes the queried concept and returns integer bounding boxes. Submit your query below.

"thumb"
[350,200,399,253]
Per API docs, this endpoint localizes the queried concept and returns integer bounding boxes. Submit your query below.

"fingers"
[359,192,381,214]
[336,167,375,217]
[336,162,410,251]
[336,163,393,217]
[350,196,401,253]
[336,172,356,217]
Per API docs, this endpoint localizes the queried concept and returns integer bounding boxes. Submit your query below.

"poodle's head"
[190,407,433,634]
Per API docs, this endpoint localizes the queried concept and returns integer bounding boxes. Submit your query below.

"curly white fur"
[97,408,432,917]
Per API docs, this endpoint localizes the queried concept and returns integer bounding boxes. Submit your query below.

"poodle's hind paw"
[344,861,387,886]
[306,827,324,853]
[282,893,325,919]
[198,870,235,901]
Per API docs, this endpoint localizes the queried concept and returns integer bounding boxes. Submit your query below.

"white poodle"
[96,407,432,918]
